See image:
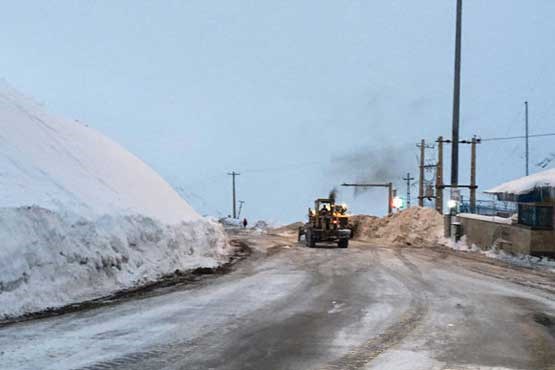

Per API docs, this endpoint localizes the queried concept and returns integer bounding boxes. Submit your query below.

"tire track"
[318,297,426,370]
[318,248,430,370]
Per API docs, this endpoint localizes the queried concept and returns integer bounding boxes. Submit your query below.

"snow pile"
[270,222,304,237]
[351,207,444,247]
[0,80,198,224]
[0,82,228,319]
[440,236,555,273]
[218,217,242,229]
[483,247,555,273]
[486,168,555,196]
[0,207,228,319]
[440,235,479,252]
[251,220,270,234]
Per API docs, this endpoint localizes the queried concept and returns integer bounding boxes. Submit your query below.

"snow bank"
[483,247,555,273]
[0,82,229,319]
[486,168,555,196]
[351,207,443,247]
[0,207,228,319]
[440,236,555,273]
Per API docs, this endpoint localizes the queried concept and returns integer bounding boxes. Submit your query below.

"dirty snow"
[486,168,555,196]
[0,82,228,319]
[351,207,444,247]
[440,236,555,274]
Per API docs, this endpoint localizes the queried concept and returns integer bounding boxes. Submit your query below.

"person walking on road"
[242,218,248,228]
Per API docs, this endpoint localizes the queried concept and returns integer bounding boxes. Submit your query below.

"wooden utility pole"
[341,182,394,215]
[227,171,240,218]
[403,173,415,208]
[418,139,425,206]
[436,136,444,213]
[470,137,477,212]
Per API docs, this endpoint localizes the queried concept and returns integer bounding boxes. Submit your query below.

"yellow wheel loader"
[298,198,352,248]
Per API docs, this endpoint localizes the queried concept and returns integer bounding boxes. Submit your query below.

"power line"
[480,133,555,142]
[241,160,325,174]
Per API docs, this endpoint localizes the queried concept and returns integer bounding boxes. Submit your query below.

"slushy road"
[1,234,554,370]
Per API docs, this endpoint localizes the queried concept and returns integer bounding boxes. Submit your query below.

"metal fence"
[459,199,517,217]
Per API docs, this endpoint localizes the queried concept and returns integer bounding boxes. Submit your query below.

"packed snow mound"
[351,207,443,247]
[0,207,228,319]
[0,80,198,224]
[0,82,229,319]
[486,168,555,196]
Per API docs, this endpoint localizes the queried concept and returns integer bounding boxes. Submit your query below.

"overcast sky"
[1,1,554,223]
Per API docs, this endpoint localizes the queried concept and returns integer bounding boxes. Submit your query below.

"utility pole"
[403,173,415,208]
[418,139,425,207]
[438,137,479,213]
[436,136,444,213]
[237,200,245,218]
[227,171,240,218]
[525,101,529,176]
[451,0,463,190]
[417,140,435,207]
[470,136,478,212]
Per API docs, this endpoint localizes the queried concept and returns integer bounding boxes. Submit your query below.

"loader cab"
[315,199,333,216]
[311,199,333,225]
[315,199,334,216]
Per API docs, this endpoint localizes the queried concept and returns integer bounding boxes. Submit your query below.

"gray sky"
[2,1,554,223]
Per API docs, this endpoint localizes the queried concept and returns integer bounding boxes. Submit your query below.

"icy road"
[1,234,554,370]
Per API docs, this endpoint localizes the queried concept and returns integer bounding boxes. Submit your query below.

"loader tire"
[305,230,315,248]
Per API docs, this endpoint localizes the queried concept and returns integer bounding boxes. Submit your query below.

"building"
[457,169,555,257]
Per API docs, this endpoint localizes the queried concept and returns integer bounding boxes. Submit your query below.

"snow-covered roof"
[485,168,555,196]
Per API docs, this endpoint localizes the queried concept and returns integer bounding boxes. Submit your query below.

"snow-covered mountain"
[0,82,228,319]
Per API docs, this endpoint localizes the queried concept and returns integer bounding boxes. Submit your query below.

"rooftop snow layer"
[485,168,555,196]
[0,81,199,224]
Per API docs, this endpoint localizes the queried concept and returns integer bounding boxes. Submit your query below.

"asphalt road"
[1,234,554,370]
